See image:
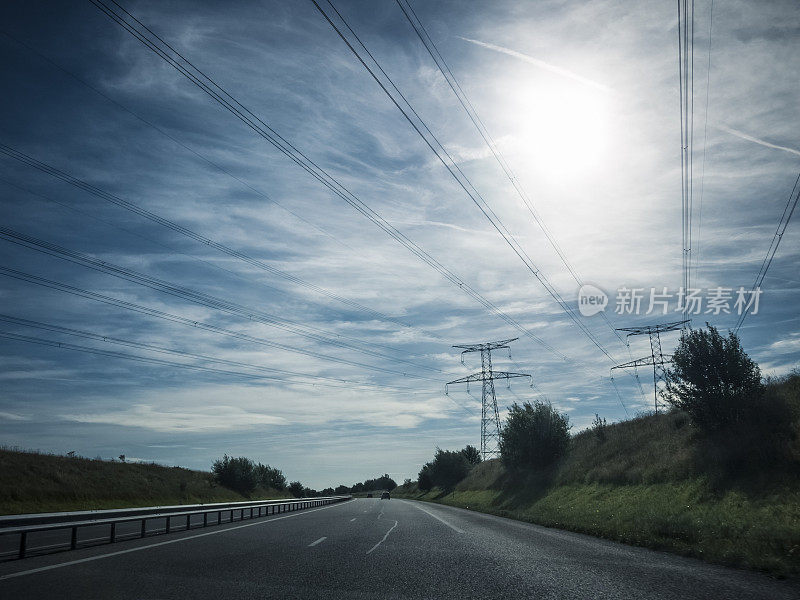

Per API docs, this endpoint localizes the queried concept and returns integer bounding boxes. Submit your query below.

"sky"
[0,0,798,489]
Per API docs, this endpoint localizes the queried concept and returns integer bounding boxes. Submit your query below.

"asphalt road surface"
[0,498,797,599]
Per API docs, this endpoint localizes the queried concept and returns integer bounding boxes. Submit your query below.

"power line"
[311,0,618,364]
[0,329,420,394]
[392,0,646,403]
[733,173,800,333]
[678,0,696,315]
[693,0,714,286]
[0,29,349,256]
[0,265,429,380]
[0,143,429,339]
[87,0,570,362]
[393,0,628,348]
[0,313,420,394]
[0,27,453,343]
[0,226,437,373]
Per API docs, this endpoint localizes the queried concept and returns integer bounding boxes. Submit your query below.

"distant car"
[381,491,390,500]
[366,493,373,498]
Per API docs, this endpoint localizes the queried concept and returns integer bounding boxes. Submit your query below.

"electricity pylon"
[611,320,688,413]
[445,338,531,460]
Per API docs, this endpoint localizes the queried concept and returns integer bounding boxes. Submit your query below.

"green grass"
[397,477,800,575]
[394,383,800,577]
[0,448,290,514]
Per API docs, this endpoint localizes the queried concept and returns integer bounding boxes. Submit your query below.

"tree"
[254,463,286,490]
[417,462,433,492]
[663,325,764,433]
[288,481,305,498]
[334,484,350,495]
[591,414,607,442]
[429,448,471,491]
[212,455,257,496]
[461,445,481,465]
[499,401,570,470]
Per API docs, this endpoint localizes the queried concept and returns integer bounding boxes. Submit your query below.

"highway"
[0,498,796,599]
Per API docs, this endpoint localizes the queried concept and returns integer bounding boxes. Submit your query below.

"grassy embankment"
[395,377,800,576]
[0,448,290,514]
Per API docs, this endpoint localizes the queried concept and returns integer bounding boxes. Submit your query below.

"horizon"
[1,0,798,489]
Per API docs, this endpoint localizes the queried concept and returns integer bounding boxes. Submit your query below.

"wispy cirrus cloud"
[457,36,612,93]
[714,124,800,158]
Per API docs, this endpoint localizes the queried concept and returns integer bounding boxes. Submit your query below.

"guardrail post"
[218,510,222,524]
[230,509,233,522]
[166,516,171,534]
[18,531,27,559]
[110,522,116,543]
[203,512,208,527]
[186,514,191,530]
[141,518,146,538]
[71,526,78,549]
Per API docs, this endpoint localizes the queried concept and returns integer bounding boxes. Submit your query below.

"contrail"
[714,124,800,158]
[458,36,612,93]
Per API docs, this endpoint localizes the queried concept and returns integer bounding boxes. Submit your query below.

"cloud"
[60,404,288,433]
[0,411,29,421]
[457,36,612,93]
[713,124,800,158]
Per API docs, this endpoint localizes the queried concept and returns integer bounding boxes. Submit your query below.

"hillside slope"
[395,411,800,576]
[0,449,289,514]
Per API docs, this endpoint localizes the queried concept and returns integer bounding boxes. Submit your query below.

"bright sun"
[507,84,611,182]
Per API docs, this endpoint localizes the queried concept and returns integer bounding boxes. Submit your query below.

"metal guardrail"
[0,496,350,560]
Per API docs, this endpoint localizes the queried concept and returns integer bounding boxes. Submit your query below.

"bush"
[417,462,433,492]
[663,326,765,433]
[288,481,304,498]
[254,463,286,491]
[361,473,397,492]
[429,448,471,491]
[591,414,607,442]
[664,326,797,472]
[211,455,257,496]
[499,401,570,470]
[461,445,482,465]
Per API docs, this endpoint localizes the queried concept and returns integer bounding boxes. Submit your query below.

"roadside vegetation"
[395,326,800,576]
[0,449,290,514]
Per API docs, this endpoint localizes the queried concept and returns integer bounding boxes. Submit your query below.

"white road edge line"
[308,537,327,547]
[365,520,398,555]
[350,518,357,522]
[0,500,354,581]
[403,501,464,534]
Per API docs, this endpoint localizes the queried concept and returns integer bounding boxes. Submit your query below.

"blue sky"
[1,0,798,489]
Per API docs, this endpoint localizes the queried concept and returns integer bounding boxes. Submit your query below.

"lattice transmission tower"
[446,338,531,460]
[611,320,688,413]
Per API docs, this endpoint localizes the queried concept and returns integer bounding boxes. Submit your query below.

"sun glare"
[509,84,611,182]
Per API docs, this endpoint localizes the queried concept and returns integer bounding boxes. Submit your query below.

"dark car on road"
[381,491,390,499]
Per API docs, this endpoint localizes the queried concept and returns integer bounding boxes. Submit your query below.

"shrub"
[663,325,765,433]
[288,481,304,498]
[361,473,397,491]
[211,455,257,496]
[417,462,433,492]
[429,448,471,491]
[591,414,607,442]
[499,401,570,470]
[254,463,286,491]
[461,445,482,465]
[664,326,797,472]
